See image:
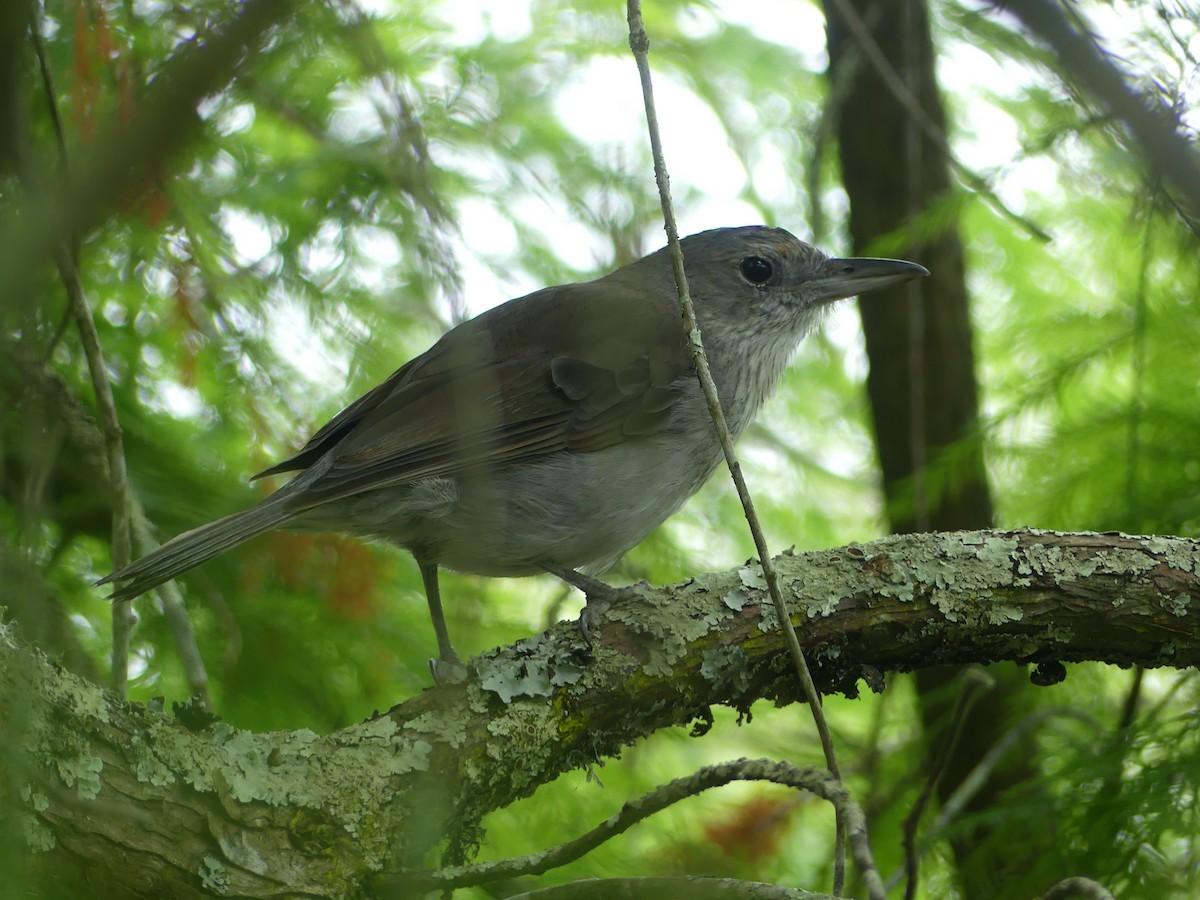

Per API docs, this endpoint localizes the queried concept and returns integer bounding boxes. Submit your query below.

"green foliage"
[3,1,1200,898]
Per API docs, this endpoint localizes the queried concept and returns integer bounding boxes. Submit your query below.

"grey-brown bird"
[100,226,927,668]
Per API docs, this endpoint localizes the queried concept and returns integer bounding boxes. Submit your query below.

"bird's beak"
[810,257,930,304]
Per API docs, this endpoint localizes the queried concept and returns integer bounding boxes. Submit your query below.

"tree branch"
[387,759,877,897]
[6,529,1198,896]
[1001,0,1200,220]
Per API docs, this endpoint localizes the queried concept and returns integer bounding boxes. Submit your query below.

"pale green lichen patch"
[21,786,49,811]
[354,717,397,741]
[68,682,111,725]
[551,660,586,686]
[130,733,176,787]
[1017,542,1060,579]
[220,729,294,805]
[786,557,849,620]
[799,591,840,619]
[1140,537,1200,587]
[700,645,752,695]
[796,535,1022,628]
[290,728,321,757]
[324,721,434,804]
[757,591,779,632]
[738,563,767,590]
[404,710,467,750]
[138,711,433,857]
[988,604,1024,625]
[475,635,588,703]
[199,855,231,894]
[1016,538,1162,594]
[18,785,53,852]
[1163,593,1191,617]
[22,812,55,852]
[1142,536,1200,574]
[723,589,749,611]
[977,535,1020,572]
[27,648,112,728]
[606,581,730,677]
[56,751,102,800]
[478,658,553,702]
[8,621,420,871]
[1042,624,1074,644]
[930,589,963,623]
[1090,548,1156,578]
[483,709,557,796]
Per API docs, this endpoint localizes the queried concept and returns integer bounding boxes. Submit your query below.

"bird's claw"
[428,656,468,685]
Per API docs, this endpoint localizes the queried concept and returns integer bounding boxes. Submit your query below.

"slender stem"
[56,248,135,696]
[828,0,1051,243]
[1002,0,1200,216]
[901,668,989,900]
[505,876,831,899]
[388,758,883,900]
[625,3,862,895]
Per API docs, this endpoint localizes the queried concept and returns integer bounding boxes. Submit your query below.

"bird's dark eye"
[740,256,773,285]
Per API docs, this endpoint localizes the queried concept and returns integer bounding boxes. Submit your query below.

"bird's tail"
[97,496,295,602]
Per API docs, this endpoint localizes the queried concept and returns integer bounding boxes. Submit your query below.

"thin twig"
[385,759,883,900]
[901,667,991,900]
[130,516,213,709]
[885,707,1098,891]
[2,0,297,318]
[504,876,831,899]
[1040,876,1116,900]
[57,250,136,695]
[900,0,928,534]
[9,345,213,706]
[1001,0,1200,218]
[625,3,855,894]
[29,6,136,695]
[828,0,1052,243]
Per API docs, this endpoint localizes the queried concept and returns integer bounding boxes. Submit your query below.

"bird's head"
[675,225,929,340]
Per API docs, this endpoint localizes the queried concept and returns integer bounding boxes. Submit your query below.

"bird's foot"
[578,581,653,648]
[427,654,468,686]
[541,563,652,649]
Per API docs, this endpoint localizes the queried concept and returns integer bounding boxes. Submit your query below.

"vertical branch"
[1001,0,1200,216]
[1126,199,1152,522]
[131,518,212,708]
[57,249,136,695]
[29,7,208,702]
[901,669,989,900]
[624,4,868,896]
[29,9,135,694]
[900,0,928,532]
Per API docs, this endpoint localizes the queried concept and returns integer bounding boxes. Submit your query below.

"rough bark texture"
[5,530,1199,898]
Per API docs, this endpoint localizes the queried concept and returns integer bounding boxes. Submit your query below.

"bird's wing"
[258,279,693,511]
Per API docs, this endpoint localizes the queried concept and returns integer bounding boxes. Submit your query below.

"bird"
[99,225,928,670]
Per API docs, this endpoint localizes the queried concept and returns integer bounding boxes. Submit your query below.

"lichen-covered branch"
[5,529,1198,897]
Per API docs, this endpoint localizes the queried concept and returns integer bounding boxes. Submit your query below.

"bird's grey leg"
[541,564,649,647]
[419,560,466,683]
[541,563,622,602]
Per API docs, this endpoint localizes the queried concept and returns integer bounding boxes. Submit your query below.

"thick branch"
[6,529,1198,897]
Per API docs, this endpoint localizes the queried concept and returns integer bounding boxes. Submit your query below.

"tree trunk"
[823,0,1038,893]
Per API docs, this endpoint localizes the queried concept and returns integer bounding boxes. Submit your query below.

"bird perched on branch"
[100,225,927,672]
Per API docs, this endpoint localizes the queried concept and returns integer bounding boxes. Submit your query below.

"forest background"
[2,0,1200,897]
